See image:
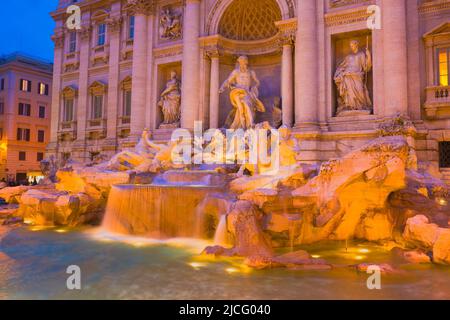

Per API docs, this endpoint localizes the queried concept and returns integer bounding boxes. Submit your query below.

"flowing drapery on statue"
[158,71,181,128]
[334,40,372,116]
[220,56,266,129]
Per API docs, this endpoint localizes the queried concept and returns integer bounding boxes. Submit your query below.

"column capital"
[127,0,155,16]
[183,0,202,6]
[78,25,92,41]
[51,34,65,49]
[204,46,220,60]
[106,16,123,34]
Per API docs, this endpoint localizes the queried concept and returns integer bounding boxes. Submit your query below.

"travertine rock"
[0,186,33,204]
[292,136,411,243]
[433,229,450,265]
[403,215,440,248]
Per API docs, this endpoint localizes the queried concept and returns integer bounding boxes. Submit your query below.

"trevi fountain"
[1,55,449,300]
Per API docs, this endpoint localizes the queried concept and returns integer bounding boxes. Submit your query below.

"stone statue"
[219,56,266,130]
[159,8,182,40]
[272,97,282,128]
[158,71,181,128]
[40,155,58,183]
[334,40,372,116]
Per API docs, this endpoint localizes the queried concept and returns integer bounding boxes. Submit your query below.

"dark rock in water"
[243,168,252,176]
[2,216,23,226]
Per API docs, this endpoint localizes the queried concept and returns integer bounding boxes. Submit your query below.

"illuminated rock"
[403,215,440,248]
[433,229,450,265]
[0,186,33,204]
[292,136,411,243]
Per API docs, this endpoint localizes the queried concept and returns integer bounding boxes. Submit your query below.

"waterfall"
[213,215,230,247]
[102,184,219,239]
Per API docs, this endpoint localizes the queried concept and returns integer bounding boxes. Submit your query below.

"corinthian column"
[181,0,201,130]
[382,0,408,117]
[129,0,152,138]
[280,34,295,127]
[207,48,220,129]
[295,0,319,130]
[106,14,122,145]
[49,31,64,155]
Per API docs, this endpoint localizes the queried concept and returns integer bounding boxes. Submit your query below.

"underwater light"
[225,267,239,274]
[189,262,207,270]
[358,248,370,253]
[311,254,321,259]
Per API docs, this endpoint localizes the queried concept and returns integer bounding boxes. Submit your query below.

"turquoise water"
[1,226,449,300]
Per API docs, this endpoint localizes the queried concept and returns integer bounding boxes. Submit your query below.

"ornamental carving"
[106,16,123,34]
[127,0,155,15]
[78,25,92,40]
[159,7,182,40]
[51,34,65,48]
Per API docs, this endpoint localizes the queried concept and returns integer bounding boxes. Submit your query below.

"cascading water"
[101,171,225,239]
[213,215,230,247]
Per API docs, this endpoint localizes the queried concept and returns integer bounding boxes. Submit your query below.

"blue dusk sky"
[0,0,58,62]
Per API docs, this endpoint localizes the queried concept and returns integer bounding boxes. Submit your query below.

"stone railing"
[424,85,450,119]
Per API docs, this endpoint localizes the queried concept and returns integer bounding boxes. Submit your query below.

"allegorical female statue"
[158,71,181,128]
[219,56,266,130]
[334,40,372,116]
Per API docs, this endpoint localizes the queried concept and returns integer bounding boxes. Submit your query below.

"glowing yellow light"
[225,267,239,274]
[23,219,33,225]
[354,255,365,260]
[311,254,321,259]
[30,226,47,231]
[358,248,370,253]
[189,262,207,270]
[131,241,145,248]
[55,229,68,233]
[438,198,448,206]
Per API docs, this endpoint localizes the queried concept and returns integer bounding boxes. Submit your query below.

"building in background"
[48,0,450,183]
[0,53,53,184]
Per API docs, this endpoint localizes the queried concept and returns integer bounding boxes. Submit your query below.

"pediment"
[424,22,450,38]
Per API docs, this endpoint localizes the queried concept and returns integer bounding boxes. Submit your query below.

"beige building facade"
[48,0,450,182]
[0,53,53,184]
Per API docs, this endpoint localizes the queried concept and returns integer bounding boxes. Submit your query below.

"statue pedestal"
[158,122,180,130]
[336,110,372,117]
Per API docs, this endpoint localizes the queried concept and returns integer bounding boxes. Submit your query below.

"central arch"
[206,0,296,36]
[218,0,282,41]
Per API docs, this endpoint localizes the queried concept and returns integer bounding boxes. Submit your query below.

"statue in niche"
[219,56,266,130]
[159,8,182,40]
[158,71,181,128]
[334,39,372,116]
[272,96,282,128]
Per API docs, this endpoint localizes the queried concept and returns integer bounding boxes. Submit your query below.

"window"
[129,16,135,40]
[439,142,450,168]
[123,90,131,116]
[0,102,4,115]
[69,32,77,53]
[37,130,45,143]
[39,105,46,118]
[17,128,31,141]
[20,79,31,92]
[38,82,49,96]
[19,151,26,161]
[97,23,106,46]
[18,103,31,116]
[37,152,44,162]
[438,48,450,87]
[0,78,4,90]
[92,95,103,119]
[63,99,74,122]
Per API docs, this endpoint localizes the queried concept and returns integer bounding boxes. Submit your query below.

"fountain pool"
[1,226,449,300]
